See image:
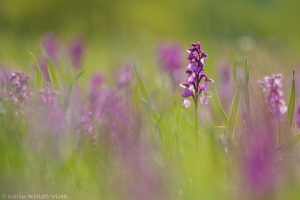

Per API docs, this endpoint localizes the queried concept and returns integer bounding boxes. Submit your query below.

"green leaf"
[243,59,250,115]
[287,70,296,129]
[47,59,59,90]
[133,65,149,100]
[28,51,42,89]
[211,89,229,126]
[133,65,161,124]
[64,71,84,108]
[228,85,240,131]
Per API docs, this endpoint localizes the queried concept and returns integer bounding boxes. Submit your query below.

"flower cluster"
[180,42,213,108]
[40,86,59,107]
[258,74,287,120]
[157,42,182,71]
[218,61,234,111]
[118,63,133,87]
[69,38,85,69]
[157,42,183,88]
[42,33,59,63]
[8,71,32,105]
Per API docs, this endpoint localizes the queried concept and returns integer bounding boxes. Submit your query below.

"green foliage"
[228,83,240,131]
[28,51,43,90]
[47,59,60,90]
[287,70,296,129]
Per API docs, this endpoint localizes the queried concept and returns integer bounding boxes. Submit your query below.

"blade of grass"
[211,89,229,126]
[228,85,240,131]
[244,59,250,116]
[47,59,59,90]
[28,51,42,89]
[64,71,84,108]
[287,70,296,129]
[133,65,161,124]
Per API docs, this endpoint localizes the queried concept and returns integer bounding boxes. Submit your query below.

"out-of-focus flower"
[40,86,59,107]
[38,56,51,83]
[90,74,103,91]
[157,42,183,88]
[77,74,103,135]
[0,69,10,101]
[218,61,234,110]
[0,69,9,85]
[258,74,287,120]
[157,42,182,71]
[8,71,32,105]
[295,106,300,128]
[118,63,132,87]
[41,33,59,62]
[37,85,65,135]
[180,42,213,108]
[242,127,278,197]
[89,74,103,112]
[79,110,94,134]
[69,38,85,69]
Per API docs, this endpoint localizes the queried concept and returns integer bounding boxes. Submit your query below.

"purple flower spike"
[69,38,85,69]
[183,99,191,108]
[156,42,183,88]
[157,42,182,71]
[218,61,234,111]
[8,71,32,105]
[118,63,132,87]
[258,74,287,120]
[38,56,51,83]
[181,86,194,98]
[88,74,103,114]
[40,86,59,107]
[42,33,59,62]
[90,74,103,90]
[180,42,213,108]
[79,110,94,134]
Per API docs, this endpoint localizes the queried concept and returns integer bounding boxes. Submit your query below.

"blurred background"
[1,1,300,199]
[1,0,300,70]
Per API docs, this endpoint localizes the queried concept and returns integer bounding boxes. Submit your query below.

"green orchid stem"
[194,95,199,141]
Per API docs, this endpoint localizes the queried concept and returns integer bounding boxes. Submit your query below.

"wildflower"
[89,74,103,111]
[243,128,278,197]
[41,33,59,62]
[40,86,59,107]
[183,99,191,108]
[258,74,287,120]
[79,110,94,134]
[218,61,234,111]
[8,71,32,105]
[38,56,51,83]
[118,63,132,87]
[157,42,182,71]
[0,69,9,102]
[157,42,183,88]
[69,38,85,69]
[180,42,213,108]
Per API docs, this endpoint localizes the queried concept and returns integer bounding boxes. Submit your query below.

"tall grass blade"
[47,59,59,90]
[133,65,161,124]
[287,70,296,129]
[64,71,84,108]
[243,59,250,116]
[28,51,42,89]
[228,85,240,131]
[211,89,229,126]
